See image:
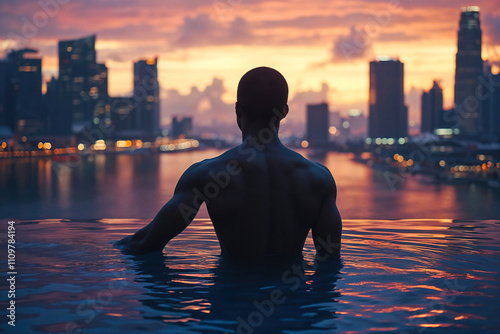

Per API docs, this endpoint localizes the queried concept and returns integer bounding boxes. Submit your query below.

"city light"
[301,140,309,148]
[92,140,106,151]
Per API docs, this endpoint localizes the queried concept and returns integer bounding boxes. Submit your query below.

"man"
[117,67,342,260]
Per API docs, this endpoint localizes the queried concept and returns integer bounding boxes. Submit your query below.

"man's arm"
[311,170,342,260]
[116,163,204,253]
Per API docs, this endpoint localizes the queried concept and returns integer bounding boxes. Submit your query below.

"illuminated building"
[133,57,160,136]
[454,6,483,136]
[110,97,136,136]
[368,56,407,140]
[421,81,443,134]
[58,35,109,134]
[306,103,329,147]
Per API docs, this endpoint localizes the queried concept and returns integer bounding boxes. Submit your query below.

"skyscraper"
[421,81,443,134]
[0,48,43,136]
[0,58,15,135]
[306,103,329,147]
[133,58,160,136]
[368,56,407,140]
[480,66,500,140]
[172,116,193,138]
[454,6,483,136]
[58,35,108,134]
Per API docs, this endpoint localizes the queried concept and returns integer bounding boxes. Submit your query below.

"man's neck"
[241,126,282,147]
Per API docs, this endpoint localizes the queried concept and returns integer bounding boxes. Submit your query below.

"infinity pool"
[3,218,500,333]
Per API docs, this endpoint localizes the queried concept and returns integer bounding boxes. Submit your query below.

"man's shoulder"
[184,148,242,179]
[288,152,336,192]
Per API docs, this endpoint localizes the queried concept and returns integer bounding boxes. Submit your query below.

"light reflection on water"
[3,218,499,333]
[1,150,500,220]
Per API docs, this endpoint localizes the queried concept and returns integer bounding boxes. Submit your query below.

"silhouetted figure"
[117,67,342,260]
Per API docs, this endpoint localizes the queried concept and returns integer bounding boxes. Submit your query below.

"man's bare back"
[117,67,342,260]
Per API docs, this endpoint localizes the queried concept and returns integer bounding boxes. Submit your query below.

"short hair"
[237,67,288,122]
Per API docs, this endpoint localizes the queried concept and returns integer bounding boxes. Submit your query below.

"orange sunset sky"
[1,0,500,128]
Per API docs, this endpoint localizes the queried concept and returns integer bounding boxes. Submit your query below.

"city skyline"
[1,0,499,128]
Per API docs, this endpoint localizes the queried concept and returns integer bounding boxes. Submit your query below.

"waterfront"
[1,149,499,220]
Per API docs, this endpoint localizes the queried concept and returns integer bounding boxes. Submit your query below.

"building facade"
[480,67,500,140]
[0,48,43,136]
[368,56,407,140]
[306,103,329,146]
[133,58,160,136]
[454,6,483,136]
[172,116,193,138]
[421,80,444,134]
[58,35,109,134]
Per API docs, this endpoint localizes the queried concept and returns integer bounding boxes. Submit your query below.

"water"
[2,218,499,333]
[1,150,500,333]
[1,150,500,220]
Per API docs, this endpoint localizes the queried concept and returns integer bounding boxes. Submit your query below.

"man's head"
[236,67,289,126]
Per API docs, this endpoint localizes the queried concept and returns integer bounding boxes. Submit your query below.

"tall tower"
[306,103,329,147]
[368,56,407,140]
[421,80,443,134]
[133,58,160,136]
[0,48,43,136]
[454,6,482,136]
[58,35,108,134]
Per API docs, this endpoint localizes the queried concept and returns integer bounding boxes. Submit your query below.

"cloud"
[173,14,253,47]
[161,77,233,125]
[484,13,500,46]
[331,26,374,63]
[287,82,331,121]
[161,78,333,134]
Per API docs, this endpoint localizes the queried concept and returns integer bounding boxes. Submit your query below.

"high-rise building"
[58,35,108,134]
[0,48,43,136]
[92,63,111,130]
[0,55,16,135]
[110,97,136,135]
[454,6,483,136]
[421,81,443,134]
[306,103,329,146]
[172,116,193,138]
[44,76,64,134]
[368,56,407,140]
[480,66,500,140]
[133,58,159,136]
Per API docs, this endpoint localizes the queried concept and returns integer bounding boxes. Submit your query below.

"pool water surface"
[2,218,500,333]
